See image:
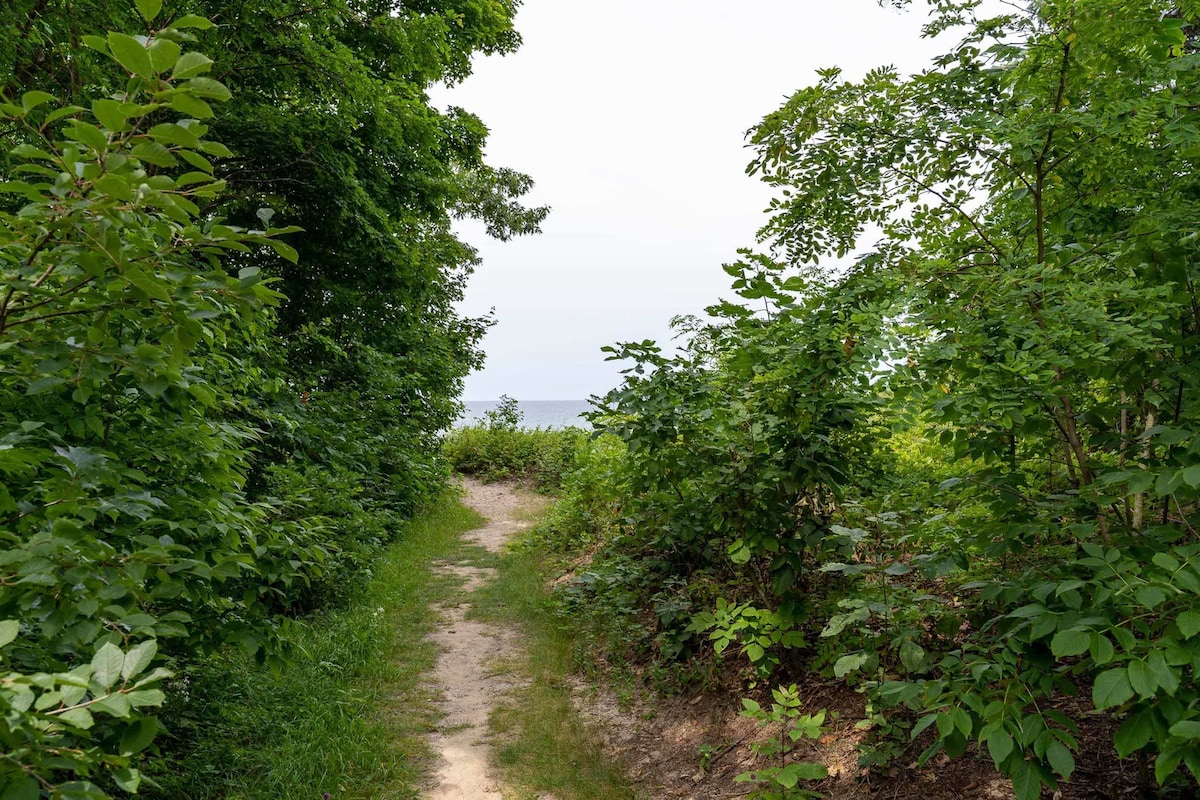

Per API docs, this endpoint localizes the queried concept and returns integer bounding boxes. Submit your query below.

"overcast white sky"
[434,0,951,401]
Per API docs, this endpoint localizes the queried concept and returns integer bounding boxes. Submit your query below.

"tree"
[590,1,1200,796]
[0,6,314,794]
[744,1,1200,794]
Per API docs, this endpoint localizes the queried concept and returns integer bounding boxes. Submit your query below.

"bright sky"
[435,0,950,401]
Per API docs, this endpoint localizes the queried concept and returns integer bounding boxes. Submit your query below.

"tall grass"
[147,497,484,800]
[443,425,586,491]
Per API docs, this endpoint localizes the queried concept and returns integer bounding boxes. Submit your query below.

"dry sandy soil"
[425,479,540,799]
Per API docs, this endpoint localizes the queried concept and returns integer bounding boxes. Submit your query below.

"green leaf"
[124,269,171,301]
[91,692,132,718]
[120,717,160,755]
[57,706,95,730]
[27,375,65,395]
[168,93,214,119]
[148,122,201,148]
[178,148,214,172]
[1090,633,1115,665]
[125,688,165,708]
[1156,747,1184,785]
[92,642,125,690]
[1135,585,1166,609]
[92,98,128,131]
[81,35,108,53]
[986,729,1014,768]
[136,0,162,22]
[149,37,182,73]
[1116,710,1155,757]
[182,77,231,101]
[0,180,43,201]
[122,639,157,680]
[113,768,142,793]
[727,539,751,565]
[131,140,177,167]
[1128,470,1155,494]
[94,174,134,202]
[108,32,155,77]
[200,140,234,158]
[1153,553,1182,573]
[171,14,214,29]
[1156,469,1183,498]
[56,446,106,474]
[1148,651,1179,695]
[900,639,925,672]
[21,90,56,113]
[1050,628,1090,658]
[9,143,54,161]
[0,620,19,648]
[1093,668,1134,710]
[1009,757,1042,800]
[1046,739,1075,780]
[1183,465,1200,489]
[1168,720,1200,740]
[775,761,828,786]
[0,777,39,800]
[266,238,299,264]
[65,121,109,153]
[1128,660,1158,698]
[834,652,869,677]
[172,51,214,79]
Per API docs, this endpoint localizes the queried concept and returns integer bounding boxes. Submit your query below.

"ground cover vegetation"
[0,1,544,796]
[464,497,639,800]
[150,498,484,800]
[537,2,1200,798]
[444,396,587,491]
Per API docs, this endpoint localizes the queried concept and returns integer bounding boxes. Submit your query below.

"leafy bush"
[523,434,626,554]
[543,3,1200,799]
[0,6,311,794]
[1,0,547,795]
[443,400,587,491]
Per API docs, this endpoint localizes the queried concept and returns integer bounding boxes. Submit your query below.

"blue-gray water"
[458,400,592,430]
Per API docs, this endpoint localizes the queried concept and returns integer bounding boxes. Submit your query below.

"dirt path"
[425,479,536,799]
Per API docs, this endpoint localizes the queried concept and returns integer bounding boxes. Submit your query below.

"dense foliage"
[443,397,587,491]
[0,1,543,796]
[549,2,1200,798]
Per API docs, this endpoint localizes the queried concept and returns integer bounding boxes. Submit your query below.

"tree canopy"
[573,1,1200,796]
[0,1,545,795]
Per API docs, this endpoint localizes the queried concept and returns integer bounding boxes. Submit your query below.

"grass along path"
[451,480,638,800]
[426,479,534,798]
[148,494,484,800]
[153,479,634,799]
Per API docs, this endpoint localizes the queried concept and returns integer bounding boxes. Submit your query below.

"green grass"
[147,495,485,800]
[469,542,640,800]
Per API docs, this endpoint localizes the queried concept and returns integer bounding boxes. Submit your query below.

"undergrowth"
[444,396,587,491]
[146,496,485,800]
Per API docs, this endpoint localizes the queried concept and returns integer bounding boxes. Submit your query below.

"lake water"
[457,399,593,430]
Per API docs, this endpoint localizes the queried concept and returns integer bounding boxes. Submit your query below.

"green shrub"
[0,9,308,794]
[443,403,587,492]
[526,435,626,551]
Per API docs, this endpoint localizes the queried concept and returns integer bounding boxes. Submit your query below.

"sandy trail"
[425,479,534,799]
